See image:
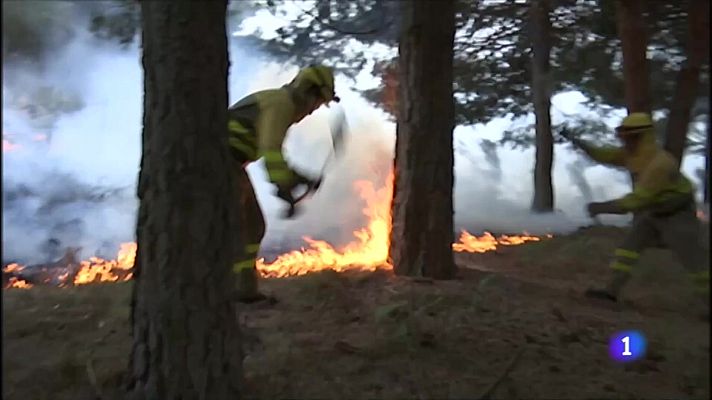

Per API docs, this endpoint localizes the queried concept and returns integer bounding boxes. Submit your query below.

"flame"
[257,173,394,277]
[73,242,136,285]
[3,263,32,288]
[4,171,552,289]
[6,277,33,289]
[3,263,24,274]
[452,231,550,253]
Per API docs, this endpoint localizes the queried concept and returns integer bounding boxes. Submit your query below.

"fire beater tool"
[281,105,348,218]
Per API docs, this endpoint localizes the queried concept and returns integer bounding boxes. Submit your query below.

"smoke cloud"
[2,7,706,265]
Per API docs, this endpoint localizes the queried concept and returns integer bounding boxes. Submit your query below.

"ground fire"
[3,173,551,289]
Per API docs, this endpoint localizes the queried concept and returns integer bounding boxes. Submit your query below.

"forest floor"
[2,225,710,400]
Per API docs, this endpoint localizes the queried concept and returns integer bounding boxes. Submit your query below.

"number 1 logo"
[609,331,646,362]
[621,336,632,356]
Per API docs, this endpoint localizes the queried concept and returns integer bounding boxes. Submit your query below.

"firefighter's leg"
[658,208,709,313]
[234,166,268,302]
[585,213,657,302]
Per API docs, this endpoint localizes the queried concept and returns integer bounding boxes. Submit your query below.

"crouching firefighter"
[228,65,340,303]
[561,112,709,310]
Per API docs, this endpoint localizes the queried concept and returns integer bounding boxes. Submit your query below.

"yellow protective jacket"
[578,130,695,213]
[227,87,305,187]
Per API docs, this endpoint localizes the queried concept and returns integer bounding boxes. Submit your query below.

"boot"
[236,291,270,304]
[585,269,631,302]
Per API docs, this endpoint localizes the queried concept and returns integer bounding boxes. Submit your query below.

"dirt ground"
[2,226,710,399]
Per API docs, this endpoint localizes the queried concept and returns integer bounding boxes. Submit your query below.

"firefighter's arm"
[256,100,298,189]
[561,129,625,166]
[577,140,626,167]
[613,157,672,212]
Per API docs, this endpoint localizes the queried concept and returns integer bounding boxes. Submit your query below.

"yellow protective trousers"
[610,203,709,294]
[231,159,266,299]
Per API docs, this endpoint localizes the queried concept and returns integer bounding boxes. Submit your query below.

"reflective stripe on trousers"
[233,243,261,274]
[228,119,258,160]
[609,248,640,273]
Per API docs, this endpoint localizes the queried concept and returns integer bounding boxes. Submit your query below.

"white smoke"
[2,9,706,265]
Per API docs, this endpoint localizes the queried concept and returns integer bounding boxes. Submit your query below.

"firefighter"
[228,65,340,303]
[561,112,709,309]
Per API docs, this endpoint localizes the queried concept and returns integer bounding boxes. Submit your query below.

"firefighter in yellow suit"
[562,113,709,309]
[228,65,339,303]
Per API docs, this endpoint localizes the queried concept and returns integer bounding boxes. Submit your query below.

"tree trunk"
[664,0,710,165]
[127,2,244,399]
[615,0,651,114]
[530,0,554,213]
[389,0,456,279]
[706,114,710,205]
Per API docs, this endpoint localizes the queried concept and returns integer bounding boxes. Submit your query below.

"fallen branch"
[477,347,526,400]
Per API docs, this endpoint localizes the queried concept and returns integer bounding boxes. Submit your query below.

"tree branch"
[296,2,393,36]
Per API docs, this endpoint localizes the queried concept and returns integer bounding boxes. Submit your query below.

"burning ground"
[3,171,710,399]
[2,225,709,400]
[3,132,708,399]
[3,170,547,287]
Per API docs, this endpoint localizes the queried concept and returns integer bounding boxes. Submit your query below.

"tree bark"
[664,0,710,165]
[530,0,554,213]
[615,0,651,114]
[706,114,710,205]
[127,2,244,399]
[389,0,456,279]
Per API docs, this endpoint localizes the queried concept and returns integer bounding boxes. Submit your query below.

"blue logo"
[609,330,646,362]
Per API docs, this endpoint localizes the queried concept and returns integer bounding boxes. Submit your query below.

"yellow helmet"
[292,65,340,103]
[615,112,654,137]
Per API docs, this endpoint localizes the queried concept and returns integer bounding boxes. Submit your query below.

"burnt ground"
[2,226,710,399]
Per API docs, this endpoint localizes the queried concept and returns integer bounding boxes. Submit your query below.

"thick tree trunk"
[389,0,456,279]
[530,0,554,213]
[127,2,244,399]
[706,114,710,205]
[664,0,710,165]
[615,0,651,114]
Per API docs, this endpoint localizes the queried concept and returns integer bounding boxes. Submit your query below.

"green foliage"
[248,0,708,149]
[234,0,399,78]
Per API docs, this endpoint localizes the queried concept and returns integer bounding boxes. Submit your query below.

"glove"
[294,170,323,188]
[276,185,296,205]
[275,171,322,219]
[274,169,307,199]
[587,201,625,217]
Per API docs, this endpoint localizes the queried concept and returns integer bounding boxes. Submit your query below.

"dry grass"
[3,226,710,399]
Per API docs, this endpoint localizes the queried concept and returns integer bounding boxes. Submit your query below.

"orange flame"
[3,263,24,274]
[257,173,394,277]
[6,277,33,289]
[4,171,552,289]
[73,242,136,285]
[452,231,550,253]
[3,263,33,288]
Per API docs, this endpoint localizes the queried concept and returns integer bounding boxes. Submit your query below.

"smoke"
[2,23,141,263]
[3,5,706,265]
[1,8,268,264]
